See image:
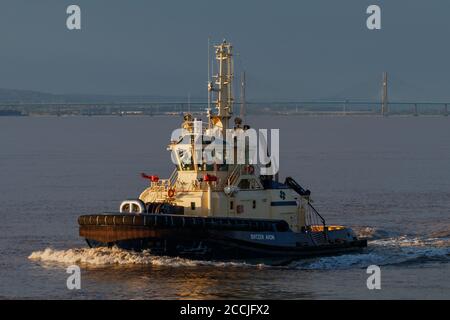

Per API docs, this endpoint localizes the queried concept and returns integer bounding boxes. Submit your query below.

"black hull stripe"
[270,201,297,206]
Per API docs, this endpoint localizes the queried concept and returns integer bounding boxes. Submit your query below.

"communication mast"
[208,40,234,136]
[240,71,246,121]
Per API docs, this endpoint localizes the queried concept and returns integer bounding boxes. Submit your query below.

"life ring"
[168,188,176,198]
[119,199,146,214]
[246,165,255,174]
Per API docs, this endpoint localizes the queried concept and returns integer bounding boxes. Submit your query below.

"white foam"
[29,235,449,270]
[28,247,261,268]
[370,236,450,248]
[352,226,391,240]
[289,252,385,270]
[289,235,450,270]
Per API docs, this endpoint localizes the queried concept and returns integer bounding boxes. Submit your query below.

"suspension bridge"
[0,73,449,117]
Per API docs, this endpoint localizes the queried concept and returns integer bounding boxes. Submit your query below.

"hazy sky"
[1,0,450,101]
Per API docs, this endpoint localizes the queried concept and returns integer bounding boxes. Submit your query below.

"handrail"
[227,164,243,186]
[307,202,326,226]
[306,201,328,244]
[285,176,311,197]
[168,168,178,187]
[285,176,325,227]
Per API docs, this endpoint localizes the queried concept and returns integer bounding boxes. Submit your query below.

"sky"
[0,0,450,101]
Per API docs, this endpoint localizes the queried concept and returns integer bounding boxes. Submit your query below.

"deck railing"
[227,164,243,186]
[305,201,328,245]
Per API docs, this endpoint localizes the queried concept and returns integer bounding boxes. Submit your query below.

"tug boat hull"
[79,213,367,264]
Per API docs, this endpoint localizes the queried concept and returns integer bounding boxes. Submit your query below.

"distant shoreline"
[1,112,448,118]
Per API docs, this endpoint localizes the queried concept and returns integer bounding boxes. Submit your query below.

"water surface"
[1,115,449,299]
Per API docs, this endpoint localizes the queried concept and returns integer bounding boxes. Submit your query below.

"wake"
[28,247,258,268]
[29,227,449,270]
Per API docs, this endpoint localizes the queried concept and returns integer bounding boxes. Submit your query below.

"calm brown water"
[0,115,449,299]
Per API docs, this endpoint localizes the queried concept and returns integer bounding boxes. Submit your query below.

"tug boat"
[78,40,367,265]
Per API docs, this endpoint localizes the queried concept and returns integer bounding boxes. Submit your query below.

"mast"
[207,37,212,127]
[211,40,234,136]
[240,71,246,121]
[188,92,191,113]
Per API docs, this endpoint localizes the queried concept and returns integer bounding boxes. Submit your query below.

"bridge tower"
[240,71,246,121]
[381,72,388,116]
